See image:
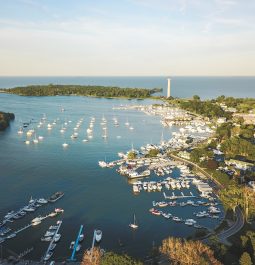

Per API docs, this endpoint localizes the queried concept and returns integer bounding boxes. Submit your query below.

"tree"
[193,95,200,100]
[160,237,221,265]
[239,252,252,265]
[147,149,159,157]
[127,151,137,159]
[81,247,101,265]
[101,252,143,265]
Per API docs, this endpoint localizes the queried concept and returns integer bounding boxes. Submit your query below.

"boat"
[23,206,36,212]
[41,236,52,242]
[44,251,53,261]
[38,198,48,204]
[6,233,16,239]
[49,243,57,251]
[29,196,35,204]
[55,208,64,213]
[62,143,69,147]
[129,214,138,229]
[48,192,64,202]
[79,234,84,242]
[45,231,55,237]
[95,229,102,243]
[17,127,23,134]
[54,233,61,242]
[49,212,58,217]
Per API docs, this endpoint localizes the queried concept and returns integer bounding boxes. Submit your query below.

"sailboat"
[129,214,138,229]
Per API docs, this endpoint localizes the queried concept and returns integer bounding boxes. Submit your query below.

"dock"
[43,220,62,261]
[68,225,84,262]
[163,191,195,200]
[7,212,61,239]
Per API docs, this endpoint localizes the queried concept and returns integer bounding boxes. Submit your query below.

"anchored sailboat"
[129,214,138,229]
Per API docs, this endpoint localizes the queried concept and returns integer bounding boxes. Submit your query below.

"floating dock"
[163,191,195,200]
[68,225,84,262]
[43,220,62,261]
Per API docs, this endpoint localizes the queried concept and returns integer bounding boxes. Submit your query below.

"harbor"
[0,95,225,261]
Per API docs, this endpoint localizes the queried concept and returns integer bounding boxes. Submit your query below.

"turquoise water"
[1,92,223,261]
[0,76,255,99]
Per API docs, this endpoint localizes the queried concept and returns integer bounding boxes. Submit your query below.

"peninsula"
[1,84,162,99]
[0,111,15,131]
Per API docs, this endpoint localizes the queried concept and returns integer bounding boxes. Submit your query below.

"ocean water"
[0,76,255,99]
[0,76,247,262]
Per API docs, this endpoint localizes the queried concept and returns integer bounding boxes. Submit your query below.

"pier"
[163,192,195,200]
[43,220,62,261]
[68,225,84,262]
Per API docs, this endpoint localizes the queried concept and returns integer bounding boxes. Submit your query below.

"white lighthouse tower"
[167,78,171,98]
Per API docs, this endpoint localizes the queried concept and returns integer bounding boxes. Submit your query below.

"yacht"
[79,234,84,242]
[38,198,48,204]
[95,229,102,243]
[44,251,53,261]
[54,233,61,242]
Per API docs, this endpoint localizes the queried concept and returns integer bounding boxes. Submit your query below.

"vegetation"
[101,252,143,265]
[0,111,15,131]
[145,149,160,157]
[81,248,142,265]
[239,252,252,265]
[127,151,137,159]
[179,98,227,118]
[160,237,221,265]
[216,95,255,113]
[2,84,162,98]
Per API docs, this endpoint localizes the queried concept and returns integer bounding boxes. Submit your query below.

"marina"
[0,94,225,260]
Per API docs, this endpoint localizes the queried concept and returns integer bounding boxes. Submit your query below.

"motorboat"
[49,243,57,251]
[38,198,48,204]
[44,251,53,261]
[54,233,61,242]
[41,236,52,242]
[45,231,55,237]
[62,143,69,147]
[55,208,64,213]
[79,234,84,242]
[6,233,16,239]
[95,229,102,243]
[48,191,64,202]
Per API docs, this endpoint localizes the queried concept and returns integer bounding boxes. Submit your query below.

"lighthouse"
[167,78,171,98]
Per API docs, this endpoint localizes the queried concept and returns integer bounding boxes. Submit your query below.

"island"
[1,84,162,99]
[0,111,15,131]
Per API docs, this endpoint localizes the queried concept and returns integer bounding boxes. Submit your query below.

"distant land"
[0,111,15,131]
[0,84,162,99]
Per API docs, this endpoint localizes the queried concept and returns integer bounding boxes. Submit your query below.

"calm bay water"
[0,76,255,99]
[0,75,250,261]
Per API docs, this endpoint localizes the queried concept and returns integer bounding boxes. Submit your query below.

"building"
[167,78,171,98]
[225,159,254,171]
[248,181,255,191]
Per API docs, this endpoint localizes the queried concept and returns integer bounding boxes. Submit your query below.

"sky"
[0,0,255,76]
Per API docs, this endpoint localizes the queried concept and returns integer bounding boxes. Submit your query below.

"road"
[217,206,244,243]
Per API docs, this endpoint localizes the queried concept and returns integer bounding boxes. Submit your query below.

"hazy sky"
[0,0,255,76]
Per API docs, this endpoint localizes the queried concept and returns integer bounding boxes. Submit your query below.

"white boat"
[44,251,53,261]
[25,140,30,145]
[55,208,64,213]
[32,220,41,226]
[38,198,48,204]
[54,233,61,242]
[82,139,88,142]
[95,229,102,243]
[29,196,35,204]
[62,143,69,147]
[17,127,23,134]
[79,234,84,242]
[38,136,44,140]
[129,214,138,229]
[49,243,57,251]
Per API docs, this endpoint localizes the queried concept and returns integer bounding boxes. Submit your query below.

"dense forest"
[2,84,162,98]
[0,111,15,131]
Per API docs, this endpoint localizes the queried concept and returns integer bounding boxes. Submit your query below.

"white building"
[167,78,171,98]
